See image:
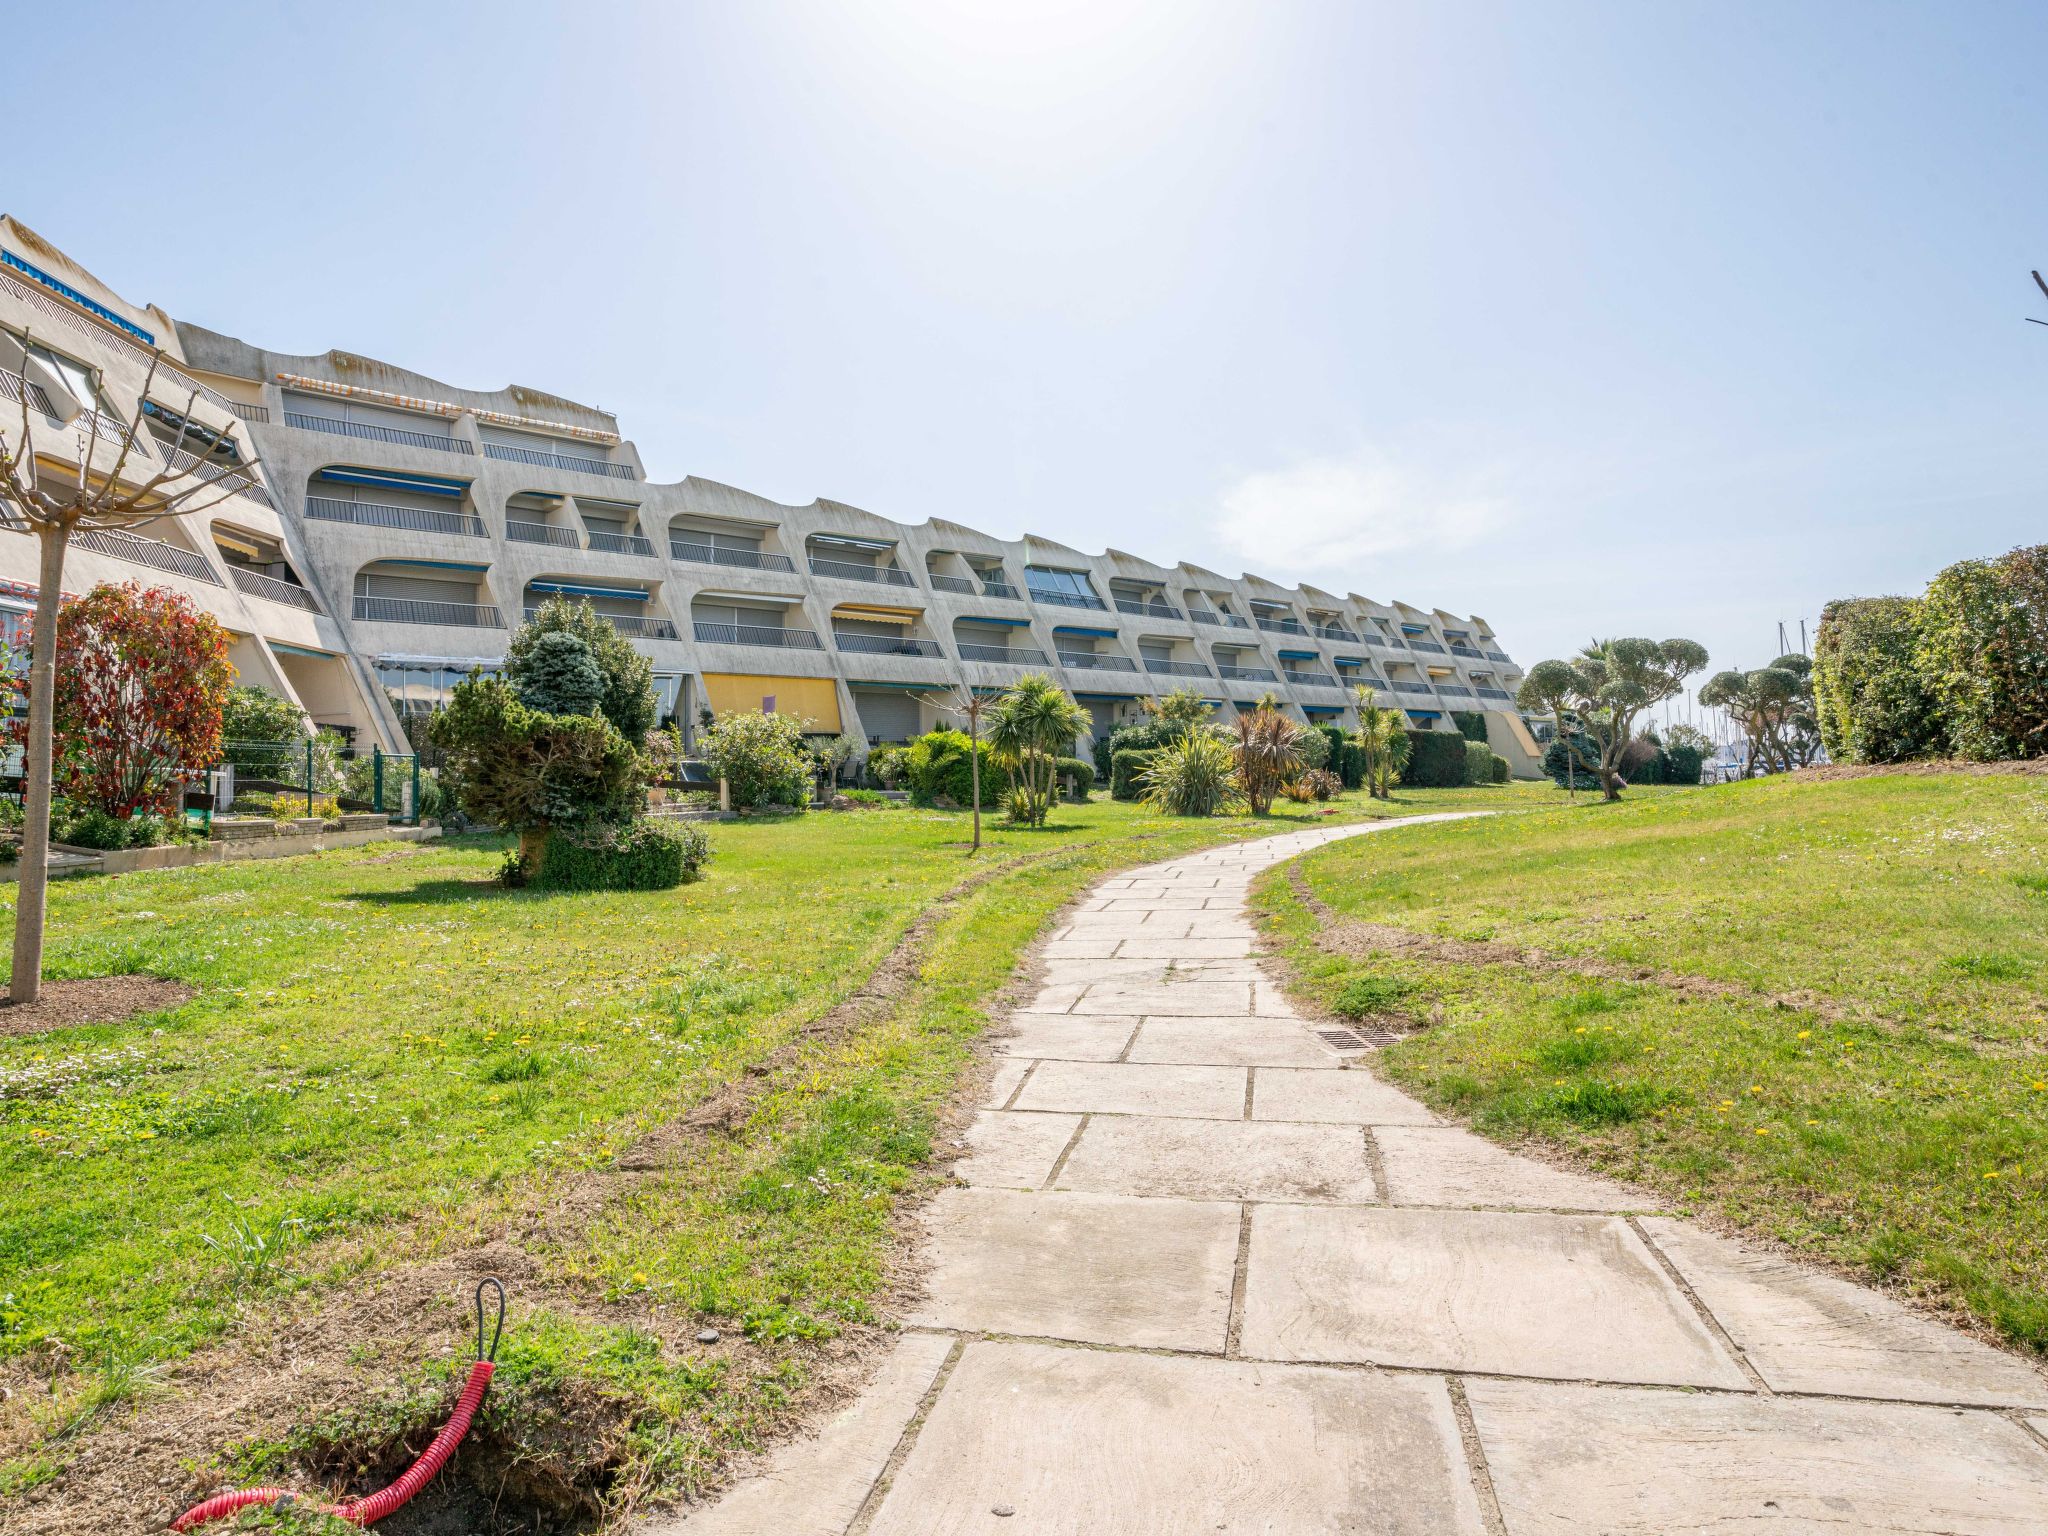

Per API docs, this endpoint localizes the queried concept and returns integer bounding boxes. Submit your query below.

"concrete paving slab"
[1011,1059,1248,1120]
[993,1012,1139,1061]
[1240,1205,1750,1388]
[1125,1015,1335,1067]
[2030,1414,2048,1443]
[1037,938,1122,958]
[1252,1066,1445,1125]
[1113,937,1254,958]
[864,1340,1485,1536]
[981,1057,1030,1109]
[1033,957,1175,983]
[657,1331,954,1534]
[1183,917,1258,937]
[1054,1114,1379,1202]
[1375,1125,1654,1211]
[1069,981,1256,1016]
[1252,984,1305,1017]
[1466,1377,2048,1535]
[1023,981,1086,1012]
[952,1111,1082,1189]
[907,1189,1238,1350]
[1640,1217,2048,1406]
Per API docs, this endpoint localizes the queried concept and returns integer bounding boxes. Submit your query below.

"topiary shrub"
[510,630,605,717]
[1053,756,1095,798]
[1462,739,1498,786]
[1111,748,1158,800]
[1489,754,1510,784]
[1453,711,1489,744]
[1401,730,1469,788]
[534,820,711,891]
[1542,735,1602,790]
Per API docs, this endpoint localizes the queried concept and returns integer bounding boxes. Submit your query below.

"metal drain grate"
[1316,1028,1368,1050]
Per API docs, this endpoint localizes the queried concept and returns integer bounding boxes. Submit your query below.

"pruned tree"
[0,331,267,1003]
[1516,637,1709,802]
[1349,684,1411,799]
[919,681,997,852]
[1699,654,1823,776]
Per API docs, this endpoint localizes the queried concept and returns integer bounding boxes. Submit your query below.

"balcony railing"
[1485,650,1512,663]
[0,367,56,416]
[155,442,275,508]
[482,441,635,480]
[957,642,1050,666]
[305,495,486,537]
[1029,586,1109,611]
[1406,639,1447,654]
[978,579,1022,600]
[809,556,917,587]
[1254,615,1307,635]
[1390,680,1436,695]
[1142,657,1213,678]
[1284,670,1340,689]
[525,607,677,640]
[1188,608,1252,629]
[835,633,944,658]
[1365,635,1405,649]
[354,595,503,628]
[669,539,795,573]
[73,526,222,585]
[928,572,977,595]
[1217,664,1278,682]
[586,529,656,557]
[1437,684,1475,698]
[284,410,474,455]
[507,519,582,548]
[1057,651,1138,672]
[1115,598,1184,621]
[229,567,321,613]
[692,621,823,650]
[1477,687,1514,701]
[226,401,270,423]
[1450,644,1484,659]
[1311,624,1357,641]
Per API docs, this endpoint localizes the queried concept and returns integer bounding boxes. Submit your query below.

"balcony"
[1254,616,1307,635]
[1406,639,1447,654]
[928,573,977,595]
[506,519,582,548]
[1311,624,1357,641]
[226,401,270,424]
[1217,664,1278,683]
[1057,651,1138,673]
[1450,644,1484,659]
[1437,684,1474,698]
[692,621,823,651]
[809,556,917,587]
[305,496,486,537]
[1485,649,1512,663]
[834,633,944,659]
[669,539,796,573]
[354,595,503,628]
[1029,587,1109,611]
[0,366,56,416]
[1143,657,1213,678]
[978,579,1022,600]
[1188,608,1252,629]
[230,567,321,613]
[482,441,635,480]
[1115,598,1184,621]
[1365,635,1405,649]
[586,529,656,557]
[1283,670,1340,689]
[1389,680,1436,696]
[157,443,275,510]
[957,642,1050,666]
[1477,687,1514,701]
[73,527,222,585]
[524,607,677,640]
[284,410,474,455]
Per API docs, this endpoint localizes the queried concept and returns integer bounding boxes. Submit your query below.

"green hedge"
[1336,740,1366,790]
[535,820,711,891]
[1813,596,1940,764]
[1054,755,1096,798]
[1111,748,1158,800]
[1401,730,1470,788]
[1462,739,1498,786]
[1489,754,1510,784]
[1663,744,1705,785]
[905,730,993,807]
[1452,711,1489,744]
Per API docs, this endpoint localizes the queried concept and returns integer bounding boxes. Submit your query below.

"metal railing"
[353,595,503,628]
[807,555,917,587]
[524,607,677,640]
[305,495,486,537]
[668,539,795,572]
[957,642,1049,666]
[1406,639,1446,653]
[1143,657,1213,677]
[0,264,239,416]
[226,401,270,423]
[1437,684,1474,697]
[1028,586,1108,610]
[928,572,976,595]
[1217,664,1278,682]
[229,567,321,612]
[1390,680,1436,695]
[835,632,944,658]
[156,442,275,508]
[1485,650,1512,663]
[1365,635,1407,649]
[1115,598,1184,620]
[1188,608,1252,629]
[586,529,655,557]
[1477,687,1513,701]
[1450,644,1484,659]
[1284,670,1340,688]
[692,621,823,650]
[285,411,474,455]
[1254,615,1307,635]
[73,526,223,584]
[506,518,582,548]
[1312,624,1357,641]
[978,579,1022,600]
[0,367,56,416]
[1057,650,1138,672]
[481,441,635,479]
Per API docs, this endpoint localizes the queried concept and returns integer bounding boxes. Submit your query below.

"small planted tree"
[698,710,814,811]
[985,673,1090,827]
[1516,637,1709,801]
[221,685,312,778]
[1140,684,1216,738]
[1699,655,1822,776]
[918,683,996,852]
[1231,706,1306,815]
[1349,685,1411,800]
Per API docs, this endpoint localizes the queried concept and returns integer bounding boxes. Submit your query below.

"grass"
[1257,771,2048,1351]
[0,782,1532,1516]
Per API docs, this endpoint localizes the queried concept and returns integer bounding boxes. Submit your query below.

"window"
[1025,567,1095,600]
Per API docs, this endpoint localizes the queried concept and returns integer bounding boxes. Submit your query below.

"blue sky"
[13,1,2046,677]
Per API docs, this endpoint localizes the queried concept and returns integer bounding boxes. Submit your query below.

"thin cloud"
[1211,448,1512,574]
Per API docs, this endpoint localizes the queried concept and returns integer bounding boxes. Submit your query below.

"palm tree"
[984,673,1089,827]
[1350,684,1410,799]
[1231,706,1306,815]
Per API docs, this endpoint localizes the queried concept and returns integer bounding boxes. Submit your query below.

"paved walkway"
[662,819,2048,1535]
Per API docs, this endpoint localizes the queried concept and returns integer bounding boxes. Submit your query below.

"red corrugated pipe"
[171,1279,505,1532]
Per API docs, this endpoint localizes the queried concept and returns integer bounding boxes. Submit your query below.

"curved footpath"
[659,817,2048,1535]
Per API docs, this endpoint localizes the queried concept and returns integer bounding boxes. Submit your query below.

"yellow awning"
[701,673,842,732]
[831,602,921,621]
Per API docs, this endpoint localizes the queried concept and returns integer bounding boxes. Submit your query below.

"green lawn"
[0,784,1531,1519]
[1256,772,2048,1352]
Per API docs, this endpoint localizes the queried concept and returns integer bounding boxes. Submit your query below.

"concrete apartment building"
[0,217,1540,773]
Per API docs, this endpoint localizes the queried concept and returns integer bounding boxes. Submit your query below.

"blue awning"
[314,466,469,498]
[529,580,649,601]
[1335,656,1369,666]
[1304,706,1343,716]
[1072,691,1142,701]
[1405,709,1443,721]
[374,558,488,573]
[1052,625,1119,638]
[1400,624,1429,635]
[1277,648,1317,660]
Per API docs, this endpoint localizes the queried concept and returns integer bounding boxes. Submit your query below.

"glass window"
[1025,566,1093,599]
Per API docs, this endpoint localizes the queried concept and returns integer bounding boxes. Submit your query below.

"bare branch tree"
[0,329,266,1002]
[917,680,994,854]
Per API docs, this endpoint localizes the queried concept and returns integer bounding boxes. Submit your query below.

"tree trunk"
[968,715,981,853]
[518,825,548,876]
[12,526,69,1005]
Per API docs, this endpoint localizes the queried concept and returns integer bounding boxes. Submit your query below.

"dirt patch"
[0,975,194,1038]
[1790,757,2048,782]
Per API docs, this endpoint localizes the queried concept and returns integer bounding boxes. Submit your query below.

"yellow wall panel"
[702,673,842,732]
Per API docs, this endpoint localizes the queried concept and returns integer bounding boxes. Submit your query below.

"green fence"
[217,740,428,824]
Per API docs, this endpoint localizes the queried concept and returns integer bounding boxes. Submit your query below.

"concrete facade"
[0,217,1536,768]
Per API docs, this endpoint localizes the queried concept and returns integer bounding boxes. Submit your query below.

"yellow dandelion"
[1982,1171,2000,1181]
[1796,1030,1811,1040]
[1754,1127,1769,1136]
[1748,1085,1763,1095]
[1806,1119,1820,1126]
